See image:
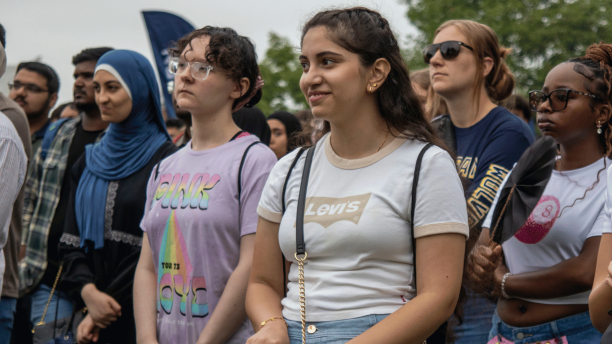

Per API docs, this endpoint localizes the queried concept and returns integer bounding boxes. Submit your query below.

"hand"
[469,241,503,295]
[77,314,101,344]
[245,320,290,344]
[492,258,510,298]
[81,283,121,328]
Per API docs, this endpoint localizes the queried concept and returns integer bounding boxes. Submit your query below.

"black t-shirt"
[41,122,104,287]
[454,106,534,222]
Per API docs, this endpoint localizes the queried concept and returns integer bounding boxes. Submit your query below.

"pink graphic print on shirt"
[158,209,209,318]
[513,195,560,244]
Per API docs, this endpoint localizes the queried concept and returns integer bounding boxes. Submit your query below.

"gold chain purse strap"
[294,146,316,344]
[32,263,63,333]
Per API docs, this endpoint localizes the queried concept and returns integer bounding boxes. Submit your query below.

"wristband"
[501,272,512,299]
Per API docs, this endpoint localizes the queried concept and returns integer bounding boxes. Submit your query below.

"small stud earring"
[373,83,377,87]
[597,121,603,134]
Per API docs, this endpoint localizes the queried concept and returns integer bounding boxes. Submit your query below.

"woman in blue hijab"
[58,50,177,344]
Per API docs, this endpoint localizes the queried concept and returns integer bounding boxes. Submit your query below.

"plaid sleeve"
[21,146,42,246]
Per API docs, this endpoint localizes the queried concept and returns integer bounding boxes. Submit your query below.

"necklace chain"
[329,131,389,154]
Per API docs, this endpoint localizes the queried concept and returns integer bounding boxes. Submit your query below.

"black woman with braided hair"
[588,43,612,339]
[472,42,612,343]
[246,7,470,344]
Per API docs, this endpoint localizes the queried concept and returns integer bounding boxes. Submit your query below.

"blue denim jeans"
[452,291,497,344]
[0,297,17,342]
[489,310,602,344]
[286,314,389,344]
[30,284,74,325]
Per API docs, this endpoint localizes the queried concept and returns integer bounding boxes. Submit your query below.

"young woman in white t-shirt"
[587,44,612,337]
[472,43,612,343]
[245,7,470,344]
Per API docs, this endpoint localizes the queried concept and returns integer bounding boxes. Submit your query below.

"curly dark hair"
[169,26,261,110]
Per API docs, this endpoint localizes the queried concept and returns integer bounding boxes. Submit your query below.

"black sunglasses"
[423,41,474,64]
[528,88,602,112]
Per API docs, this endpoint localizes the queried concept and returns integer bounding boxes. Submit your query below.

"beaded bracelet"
[501,272,512,299]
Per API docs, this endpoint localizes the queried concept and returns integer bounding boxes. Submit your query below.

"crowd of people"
[1,5,612,344]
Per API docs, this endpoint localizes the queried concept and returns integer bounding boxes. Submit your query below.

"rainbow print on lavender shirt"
[158,210,209,317]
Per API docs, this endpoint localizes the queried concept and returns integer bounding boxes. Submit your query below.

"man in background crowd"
[504,94,539,138]
[0,23,32,344]
[165,118,186,143]
[8,62,59,155]
[49,102,78,122]
[16,47,111,343]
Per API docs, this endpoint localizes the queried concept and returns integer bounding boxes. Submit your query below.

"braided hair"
[569,42,612,154]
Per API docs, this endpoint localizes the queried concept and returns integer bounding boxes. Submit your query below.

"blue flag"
[142,11,195,118]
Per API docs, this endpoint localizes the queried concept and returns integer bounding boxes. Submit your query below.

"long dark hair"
[300,7,478,338]
[300,7,447,151]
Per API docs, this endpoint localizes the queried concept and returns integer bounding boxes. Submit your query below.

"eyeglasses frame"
[528,88,603,112]
[8,81,49,94]
[168,57,214,81]
[423,41,474,64]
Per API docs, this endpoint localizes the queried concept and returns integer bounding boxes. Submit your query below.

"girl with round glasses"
[134,26,277,344]
[426,20,535,343]
[472,43,612,343]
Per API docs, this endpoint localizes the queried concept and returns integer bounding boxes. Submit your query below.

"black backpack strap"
[154,161,161,180]
[282,147,307,214]
[280,146,307,297]
[410,143,448,344]
[295,146,316,256]
[410,143,434,287]
[238,141,263,202]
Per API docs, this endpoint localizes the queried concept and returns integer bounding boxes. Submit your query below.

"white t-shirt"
[484,158,610,305]
[258,133,469,322]
[603,164,612,234]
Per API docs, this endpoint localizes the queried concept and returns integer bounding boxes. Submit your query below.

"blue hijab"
[75,50,170,249]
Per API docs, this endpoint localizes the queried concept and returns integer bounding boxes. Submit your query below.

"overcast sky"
[1,0,417,105]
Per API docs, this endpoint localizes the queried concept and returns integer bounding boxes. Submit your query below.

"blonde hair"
[427,20,515,119]
[411,68,448,119]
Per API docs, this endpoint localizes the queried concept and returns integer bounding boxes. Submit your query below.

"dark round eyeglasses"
[423,41,474,64]
[528,89,602,112]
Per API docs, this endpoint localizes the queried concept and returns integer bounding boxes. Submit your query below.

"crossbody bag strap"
[294,145,315,344]
[410,143,434,287]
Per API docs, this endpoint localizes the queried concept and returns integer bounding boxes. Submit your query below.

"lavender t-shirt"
[141,135,277,344]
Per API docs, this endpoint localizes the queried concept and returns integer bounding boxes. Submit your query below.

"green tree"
[257,32,308,115]
[404,0,612,92]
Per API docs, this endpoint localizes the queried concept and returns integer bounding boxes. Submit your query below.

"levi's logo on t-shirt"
[301,193,371,228]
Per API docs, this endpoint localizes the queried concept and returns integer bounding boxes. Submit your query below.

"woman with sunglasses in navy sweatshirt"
[425,20,534,343]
